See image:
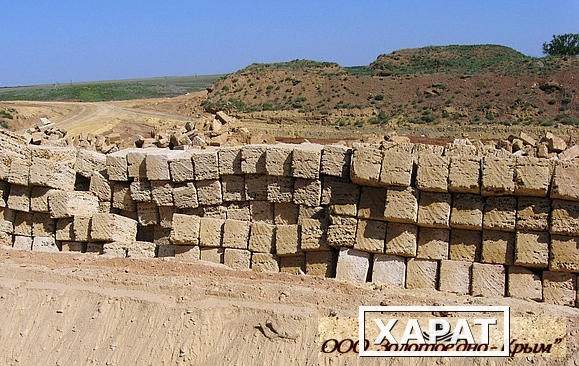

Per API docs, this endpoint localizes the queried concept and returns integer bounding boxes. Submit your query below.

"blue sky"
[1,0,577,86]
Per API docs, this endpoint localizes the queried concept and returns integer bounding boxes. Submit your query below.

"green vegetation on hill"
[237,59,343,74]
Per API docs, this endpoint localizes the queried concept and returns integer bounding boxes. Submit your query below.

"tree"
[542,33,579,56]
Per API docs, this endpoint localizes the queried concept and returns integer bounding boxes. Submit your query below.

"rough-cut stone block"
[449,229,481,262]
[48,191,99,219]
[551,199,579,236]
[249,222,275,253]
[300,218,328,251]
[225,202,251,221]
[542,271,576,307]
[106,150,129,181]
[172,182,198,209]
[267,176,294,203]
[448,156,481,194]
[321,145,352,178]
[89,171,112,202]
[55,218,74,241]
[279,255,305,275]
[191,148,219,181]
[13,235,32,250]
[275,224,300,256]
[372,254,406,288]
[221,175,245,202]
[293,179,321,207]
[481,230,515,265]
[60,242,85,252]
[406,259,438,290]
[32,236,59,252]
[481,157,514,196]
[335,247,371,283]
[0,181,9,208]
[199,247,223,264]
[157,206,175,229]
[103,242,128,258]
[551,161,579,201]
[379,148,413,188]
[384,223,417,257]
[7,185,31,213]
[350,144,382,187]
[6,153,30,186]
[91,213,137,243]
[126,149,148,178]
[514,157,551,197]
[417,192,451,228]
[149,180,173,207]
[291,144,323,179]
[326,215,357,248]
[507,266,542,301]
[251,252,280,273]
[241,145,267,174]
[354,219,386,253]
[471,263,506,298]
[222,219,250,249]
[136,202,159,226]
[273,202,299,225]
[196,179,222,206]
[174,245,200,260]
[198,217,224,247]
[168,151,194,182]
[450,194,483,230]
[358,187,386,221]
[417,228,449,260]
[514,230,549,269]
[30,187,55,213]
[250,201,273,223]
[550,235,579,273]
[383,187,418,223]
[516,197,550,231]
[0,231,12,246]
[32,213,56,237]
[245,175,268,201]
[29,145,75,167]
[73,216,91,242]
[112,182,136,211]
[146,150,180,181]
[321,177,359,211]
[218,147,242,175]
[223,248,251,269]
[0,208,15,234]
[13,211,33,236]
[298,206,326,223]
[304,251,335,277]
[85,243,104,254]
[265,144,294,177]
[30,157,76,191]
[439,260,472,294]
[75,149,107,179]
[483,196,517,232]
[416,153,449,192]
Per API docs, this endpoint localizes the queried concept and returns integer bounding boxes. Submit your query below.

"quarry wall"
[1,129,579,308]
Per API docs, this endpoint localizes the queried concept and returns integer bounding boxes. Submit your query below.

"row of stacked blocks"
[1,129,579,308]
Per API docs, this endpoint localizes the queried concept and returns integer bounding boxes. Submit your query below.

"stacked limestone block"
[2,126,579,309]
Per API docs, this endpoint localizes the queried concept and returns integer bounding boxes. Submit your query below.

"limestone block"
[191,148,219,181]
[516,197,550,231]
[196,179,222,206]
[249,222,275,253]
[550,235,579,273]
[218,147,242,175]
[551,199,579,236]
[379,148,413,188]
[273,202,299,225]
[198,217,224,247]
[223,248,251,269]
[13,235,32,250]
[542,271,576,307]
[483,196,517,232]
[174,245,200,260]
[251,252,280,273]
[30,145,75,166]
[383,187,418,224]
[112,182,136,211]
[75,149,107,179]
[0,208,15,234]
[354,219,386,253]
[60,242,85,252]
[514,230,549,269]
[372,254,406,288]
[30,187,55,213]
[7,153,30,186]
[250,201,274,223]
[335,247,371,283]
[305,251,336,277]
[32,213,56,237]
[154,226,172,246]
[221,175,245,202]
[7,185,31,212]
[293,179,321,207]
[267,176,294,203]
[245,175,268,201]
[406,259,438,290]
[513,157,552,197]
[90,213,137,243]
[55,218,74,241]
[326,215,358,248]
[158,206,175,228]
[417,228,449,260]
[0,231,11,246]
[320,145,352,178]
[265,144,294,177]
[106,149,129,181]
[321,177,359,215]
[136,202,159,226]
[146,150,180,181]
[168,151,194,182]
[126,149,148,178]
[439,260,472,294]
[29,157,76,191]
[471,263,506,298]
[32,236,59,252]
[275,224,300,256]
[279,255,305,275]
[103,242,128,258]
[13,211,33,236]
[551,161,579,201]
[384,223,417,257]
[481,230,515,265]
[173,182,199,209]
[225,202,251,221]
[449,229,481,262]
[199,247,223,264]
[350,143,382,187]
[241,145,267,174]
[0,181,9,208]
[298,205,326,223]
[222,219,250,249]
[300,218,328,251]
[73,216,92,242]
[291,143,322,179]
[448,156,481,194]
[417,192,451,228]
[86,243,104,254]
[358,187,386,221]
[450,194,484,230]
[416,153,449,192]
[481,157,514,196]
[507,266,542,301]
[89,171,112,202]
[48,191,99,219]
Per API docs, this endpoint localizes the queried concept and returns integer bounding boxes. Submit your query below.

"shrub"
[374,94,385,101]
